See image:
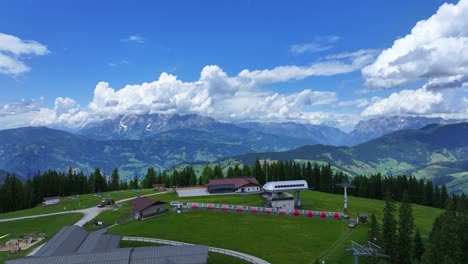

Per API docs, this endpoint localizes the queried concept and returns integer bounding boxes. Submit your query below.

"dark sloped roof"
[7,226,208,264]
[34,226,121,257]
[34,226,88,257]
[131,196,166,212]
[76,228,121,254]
[207,184,235,190]
[7,249,132,264]
[206,177,260,189]
[130,245,209,264]
[7,246,209,264]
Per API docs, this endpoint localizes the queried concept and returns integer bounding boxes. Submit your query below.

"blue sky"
[0,0,467,131]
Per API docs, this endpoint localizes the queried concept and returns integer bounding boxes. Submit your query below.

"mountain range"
[78,113,319,150]
[78,113,461,146]
[214,123,468,193]
[0,113,466,192]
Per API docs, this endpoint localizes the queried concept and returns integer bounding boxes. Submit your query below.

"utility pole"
[336,181,355,213]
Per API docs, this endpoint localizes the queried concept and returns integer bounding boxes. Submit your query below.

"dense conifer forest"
[1,160,467,262]
[1,160,466,213]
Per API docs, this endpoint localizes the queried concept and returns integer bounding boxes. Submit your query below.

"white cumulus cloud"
[0,33,49,76]
[0,49,379,130]
[238,49,377,86]
[362,0,468,89]
[361,88,446,117]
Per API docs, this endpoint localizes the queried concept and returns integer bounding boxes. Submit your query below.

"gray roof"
[34,226,88,257]
[6,249,132,264]
[76,230,121,254]
[131,245,209,264]
[7,226,208,264]
[7,246,209,264]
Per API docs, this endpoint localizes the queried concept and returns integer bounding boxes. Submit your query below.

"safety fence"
[122,236,270,264]
[183,202,343,219]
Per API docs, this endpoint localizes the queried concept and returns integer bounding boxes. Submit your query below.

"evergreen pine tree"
[92,168,107,193]
[425,181,433,206]
[423,199,467,264]
[304,161,313,186]
[111,168,120,191]
[413,229,424,262]
[319,164,332,193]
[213,165,224,179]
[440,185,448,208]
[368,213,381,244]
[233,164,242,177]
[382,191,397,260]
[312,163,321,190]
[200,165,214,184]
[254,159,264,184]
[396,191,414,264]
[226,167,235,178]
[143,167,157,188]
[241,164,251,177]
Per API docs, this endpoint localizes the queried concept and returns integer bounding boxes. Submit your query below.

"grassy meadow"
[0,189,155,220]
[98,191,442,264]
[0,213,82,263]
[0,190,443,263]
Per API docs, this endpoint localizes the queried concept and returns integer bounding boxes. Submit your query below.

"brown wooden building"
[205,177,260,194]
[130,197,167,220]
[152,184,165,191]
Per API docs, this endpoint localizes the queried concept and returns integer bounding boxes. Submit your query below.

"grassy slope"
[93,193,265,226]
[105,191,441,264]
[0,189,155,220]
[0,213,82,263]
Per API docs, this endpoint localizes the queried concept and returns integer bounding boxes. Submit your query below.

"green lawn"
[0,189,156,220]
[109,210,361,264]
[142,192,265,206]
[91,192,265,226]
[299,191,441,236]
[103,191,442,264]
[0,213,82,263]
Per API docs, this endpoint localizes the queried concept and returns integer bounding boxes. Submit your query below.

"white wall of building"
[271,199,295,211]
[43,198,60,206]
[235,186,261,193]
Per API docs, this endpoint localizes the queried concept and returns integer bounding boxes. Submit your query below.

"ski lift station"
[262,180,308,211]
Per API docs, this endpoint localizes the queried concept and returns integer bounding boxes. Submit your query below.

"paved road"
[73,192,168,227]
[11,191,167,257]
[122,236,271,264]
[2,191,269,263]
[0,191,168,226]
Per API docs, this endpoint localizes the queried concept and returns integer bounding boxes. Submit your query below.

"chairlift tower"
[336,181,355,213]
[345,240,389,264]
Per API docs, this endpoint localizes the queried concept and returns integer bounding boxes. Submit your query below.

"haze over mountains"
[0,113,466,192]
[220,122,468,193]
[79,113,460,146]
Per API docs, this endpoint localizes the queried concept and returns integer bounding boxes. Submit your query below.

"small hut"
[43,196,61,206]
